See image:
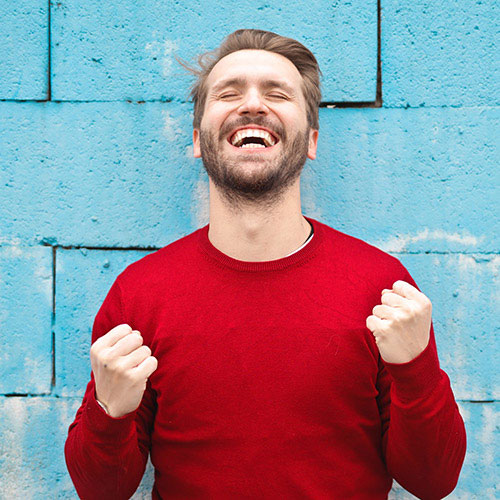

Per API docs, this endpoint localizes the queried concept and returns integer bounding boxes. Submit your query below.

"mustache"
[218,117,286,142]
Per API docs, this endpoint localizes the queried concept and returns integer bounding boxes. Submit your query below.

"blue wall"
[0,1,498,497]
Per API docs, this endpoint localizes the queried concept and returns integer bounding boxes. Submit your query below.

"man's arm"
[368,274,466,499]
[64,279,157,500]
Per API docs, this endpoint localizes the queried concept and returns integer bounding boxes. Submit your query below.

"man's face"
[193,49,318,207]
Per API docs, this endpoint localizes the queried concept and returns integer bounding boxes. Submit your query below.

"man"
[65,29,466,499]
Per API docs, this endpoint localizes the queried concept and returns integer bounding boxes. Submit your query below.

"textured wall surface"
[0,0,498,498]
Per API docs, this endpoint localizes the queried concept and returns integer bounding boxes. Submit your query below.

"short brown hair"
[178,29,322,130]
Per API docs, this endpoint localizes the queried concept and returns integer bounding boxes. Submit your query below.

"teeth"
[241,143,266,148]
[230,128,276,147]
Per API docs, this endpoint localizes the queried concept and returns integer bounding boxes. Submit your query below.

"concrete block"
[382,0,499,107]
[0,101,196,247]
[0,1,48,100]
[0,246,52,394]
[50,0,377,102]
[54,248,152,396]
[307,106,499,252]
[395,253,499,400]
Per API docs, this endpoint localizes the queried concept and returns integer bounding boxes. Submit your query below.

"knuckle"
[99,350,113,365]
[123,369,137,384]
[385,317,395,328]
[130,332,143,346]
[148,356,159,371]
[141,345,152,357]
[408,303,421,316]
[117,358,131,373]
[104,358,121,375]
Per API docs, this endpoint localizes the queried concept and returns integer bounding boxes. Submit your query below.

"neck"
[207,178,311,262]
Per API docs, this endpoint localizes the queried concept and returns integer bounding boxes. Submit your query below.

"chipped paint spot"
[455,255,500,307]
[33,265,53,304]
[0,309,8,330]
[0,236,22,246]
[145,37,178,77]
[441,253,500,400]
[0,398,32,497]
[24,356,50,394]
[375,228,484,252]
[442,328,471,399]
[192,175,209,229]
[301,169,324,220]
[456,254,499,272]
[0,245,23,258]
[456,402,470,422]
[162,110,183,142]
[479,405,498,468]
[185,144,194,159]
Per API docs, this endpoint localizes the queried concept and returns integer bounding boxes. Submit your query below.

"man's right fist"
[90,324,158,418]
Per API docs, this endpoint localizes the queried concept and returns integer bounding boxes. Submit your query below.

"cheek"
[203,104,232,126]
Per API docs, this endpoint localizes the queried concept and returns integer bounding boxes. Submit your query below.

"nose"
[237,89,269,116]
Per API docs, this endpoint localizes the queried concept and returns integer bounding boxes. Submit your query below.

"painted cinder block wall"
[0,0,498,497]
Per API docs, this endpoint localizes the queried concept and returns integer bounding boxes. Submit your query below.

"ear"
[193,128,201,158]
[307,129,319,160]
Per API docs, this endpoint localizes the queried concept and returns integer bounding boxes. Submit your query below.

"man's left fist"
[366,280,432,364]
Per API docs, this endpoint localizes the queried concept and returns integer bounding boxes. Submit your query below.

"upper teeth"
[231,128,276,147]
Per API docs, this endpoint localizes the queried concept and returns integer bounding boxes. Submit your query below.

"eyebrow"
[210,77,296,96]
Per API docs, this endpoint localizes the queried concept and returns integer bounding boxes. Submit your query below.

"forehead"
[205,49,303,91]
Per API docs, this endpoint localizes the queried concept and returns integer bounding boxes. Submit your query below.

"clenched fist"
[90,324,158,418]
[366,280,432,364]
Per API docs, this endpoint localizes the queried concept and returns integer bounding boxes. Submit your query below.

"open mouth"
[228,127,279,150]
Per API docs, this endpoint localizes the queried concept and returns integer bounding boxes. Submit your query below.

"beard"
[199,118,310,210]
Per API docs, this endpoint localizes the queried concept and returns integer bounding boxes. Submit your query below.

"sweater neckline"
[197,216,322,272]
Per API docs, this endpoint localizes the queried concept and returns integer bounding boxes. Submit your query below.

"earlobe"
[193,129,201,158]
[307,129,319,160]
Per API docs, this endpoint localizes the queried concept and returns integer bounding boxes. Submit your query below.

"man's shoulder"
[316,219,408,279]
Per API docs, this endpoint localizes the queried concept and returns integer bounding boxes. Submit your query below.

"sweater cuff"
[383,338,443,401]
[83,389,137,440]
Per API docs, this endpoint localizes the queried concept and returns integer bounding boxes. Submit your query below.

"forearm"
[383,341,466,499]
[386,376,466,498]
[64,388,148,500]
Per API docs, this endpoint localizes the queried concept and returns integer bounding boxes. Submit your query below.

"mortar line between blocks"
[376,0,382,105]
[47,0,52,101]
[42,244,500,256]
[51,246,56,391]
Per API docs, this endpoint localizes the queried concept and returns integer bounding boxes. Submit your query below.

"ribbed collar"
[197,216,322,272]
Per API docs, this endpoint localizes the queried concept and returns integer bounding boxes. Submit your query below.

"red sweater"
[65,217,466,499]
